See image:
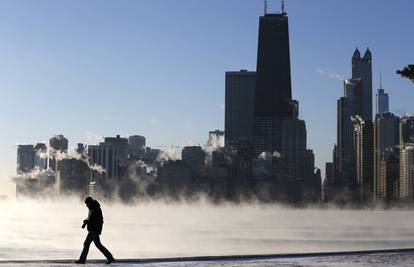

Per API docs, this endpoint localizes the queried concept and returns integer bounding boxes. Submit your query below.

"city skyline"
[1,0,413,196]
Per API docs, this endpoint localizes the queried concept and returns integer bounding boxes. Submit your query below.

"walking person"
[75,196,115,264]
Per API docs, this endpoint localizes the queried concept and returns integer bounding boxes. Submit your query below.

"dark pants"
[79,231,113,262]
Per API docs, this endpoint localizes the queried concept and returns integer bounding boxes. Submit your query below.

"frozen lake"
[1,198,414,262]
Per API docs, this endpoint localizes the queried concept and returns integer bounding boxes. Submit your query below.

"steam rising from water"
[316,68,351,84]
[42,148,105,173]
[156,146,181,163]
[258,151,282,160]
[1,198,414,260]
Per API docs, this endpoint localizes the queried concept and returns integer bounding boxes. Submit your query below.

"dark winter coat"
[86,200,104,235]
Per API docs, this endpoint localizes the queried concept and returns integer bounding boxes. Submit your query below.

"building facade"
[378,148,400,201]
[181,146,205,177]
[399,146,414,200]
[400,116,414,146]
[337,96,356,189]
[88,135,128,196]
[376,88,389,114]
[34,143,48,171]
[49,135,68,172]
[225,70,255,148]
[352,48,372,121]
[374,112,399,199]
[17,145,35,174]
[128,135,146,160]
[353,117,374,202]
[56,158,89,195]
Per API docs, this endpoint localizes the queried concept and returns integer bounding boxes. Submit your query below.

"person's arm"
[82,210,92,228]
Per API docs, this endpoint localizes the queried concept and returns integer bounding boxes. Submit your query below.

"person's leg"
[78,232,94,262]
[92,233,114,260]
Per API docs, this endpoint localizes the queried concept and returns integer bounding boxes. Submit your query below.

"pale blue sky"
[0,0,413,195]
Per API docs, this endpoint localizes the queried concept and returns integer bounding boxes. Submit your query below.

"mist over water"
[1,198,414,260]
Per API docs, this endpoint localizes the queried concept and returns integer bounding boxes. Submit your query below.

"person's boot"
[106,257,115,264]
[74,260,85,264]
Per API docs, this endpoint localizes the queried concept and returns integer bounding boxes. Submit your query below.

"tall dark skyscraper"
[221,2,320,202]
[249,4,319,201]
[337,78,364,180]
[254,12,292,118]
[331,48,374,200]
[253,9,298,156]
[352,48,373,121]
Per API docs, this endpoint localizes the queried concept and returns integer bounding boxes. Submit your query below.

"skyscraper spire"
[364,47,372,62]
[264,0,268,14]
[380,71,383,89]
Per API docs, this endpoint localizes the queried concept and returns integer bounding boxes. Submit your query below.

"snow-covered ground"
[1,253,414,267]
[130,252,414,267]
[124,253,414,266]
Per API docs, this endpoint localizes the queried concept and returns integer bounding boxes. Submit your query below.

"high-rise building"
[254,13,292,119]
[378,147,400,201]
[281,119,306,152]
[49,135,68,172]
[231,136,253,189]
[157,160,192,189]
[399,117,414,201]
[374,112,399,199]
[353,116,374,202]
[34,143,48,171]
[181,146,205,177]
[336,96,356,189]
[50,135,69,150]
[16,144,54,197]
[323,162,334,201]
[209,130,225,145]
[76,143,86,154]
[399,145,414,200]
[145,147,161,165]
[248,5,317,201]
[128,135,146,160]
[225,70,255,147]
[17,145,35,174]
[376,89,389,114]
[337,77,365,181]
[88,135,128,196]
[400,116,414,147]
[344,78,364,116]
[280,119,314,182]
[253,10,296,156]
[352,48,372,121]
[333,49,373,199]
[56,158,89,195]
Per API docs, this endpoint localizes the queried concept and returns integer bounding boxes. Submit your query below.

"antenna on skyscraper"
[380,71,383,89]
[264,0,268,14]
[281,0,286,15]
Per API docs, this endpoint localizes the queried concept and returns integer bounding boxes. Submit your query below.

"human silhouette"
[75,196,115,264]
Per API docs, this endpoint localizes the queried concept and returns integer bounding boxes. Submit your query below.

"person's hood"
[88,199,101,210]
[93,200,101,209]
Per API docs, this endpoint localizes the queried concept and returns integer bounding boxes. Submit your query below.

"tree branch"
[397,64,414,83]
